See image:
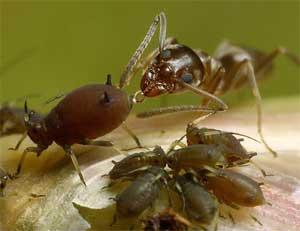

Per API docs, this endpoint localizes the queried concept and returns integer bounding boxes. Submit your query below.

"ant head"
[141,49,176,97]
[24,100,51,147]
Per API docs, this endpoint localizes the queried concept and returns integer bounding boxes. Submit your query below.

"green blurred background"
[1,1,299,113]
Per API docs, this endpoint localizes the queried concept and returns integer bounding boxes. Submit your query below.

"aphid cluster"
[106,124,266,229]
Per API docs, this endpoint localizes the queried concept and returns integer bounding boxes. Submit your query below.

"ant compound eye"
[161,49,171,59]
[182,73,193,84]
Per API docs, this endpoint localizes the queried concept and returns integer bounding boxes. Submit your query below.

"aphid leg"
[121,123,143,149]
[119,12,167,88]
[238,59,277,157]
[64,146,86,186]
[175,182,186,212]
[15,146,43,175]
[249,160,272,177]
[228,212,236,225]
[9,132,27,151]
[166,136,187,153]
[80,138,113,147]
[162,178,173,207]
[110,213,118,226]
[256,47,300,76]
[250,214,263,226]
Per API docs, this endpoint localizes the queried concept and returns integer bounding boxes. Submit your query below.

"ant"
[119,12,300,157]
[10,74,142,186]
[0,48,40,137]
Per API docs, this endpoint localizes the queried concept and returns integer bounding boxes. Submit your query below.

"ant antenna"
[119,12,167,89]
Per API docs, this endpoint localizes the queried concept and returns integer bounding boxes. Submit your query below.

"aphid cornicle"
[108,146,167,180]
[167,144,228,171]
[115,167,168,219]
[12,75,135,185]
[121,12,300,157]
[175,173,218,225]
[201,167,266,207]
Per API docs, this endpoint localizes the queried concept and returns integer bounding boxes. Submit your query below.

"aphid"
[0,48,38,137]
[167,144,228,171]
[0,167,12,197]
[201,167,266,208]
[175,173,218,225]
[114,167,168,220]
[185,124,258,165]
[0,104,27,137]
[142,208,192,231]
[121,12,300,157]
[108,146,167,180]
[0,95,41,138]
[11,75,137,185]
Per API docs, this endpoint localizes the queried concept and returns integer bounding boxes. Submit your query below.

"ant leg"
[64,146,86,186]
[201,66,226,106]
[119,12,167,88]
[137,105,217,118]
[239,60,277,157]
[256,47,300,76]
[177,79,228,112]
[15,146,43,175]
[9,132,27,151]
[121,123,143,148]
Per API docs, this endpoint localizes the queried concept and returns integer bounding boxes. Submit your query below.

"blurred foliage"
[0,1,299,113]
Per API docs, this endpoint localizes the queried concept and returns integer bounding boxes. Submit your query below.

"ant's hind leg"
[64,146,86,186]
[256,47,300,76]
[237,60,277,157]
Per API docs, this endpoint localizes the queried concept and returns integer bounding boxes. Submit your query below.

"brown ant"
[10,75,142,186]
[120,12,300,157]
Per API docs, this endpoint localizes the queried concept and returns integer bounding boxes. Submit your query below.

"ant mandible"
[119,12,300,157]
